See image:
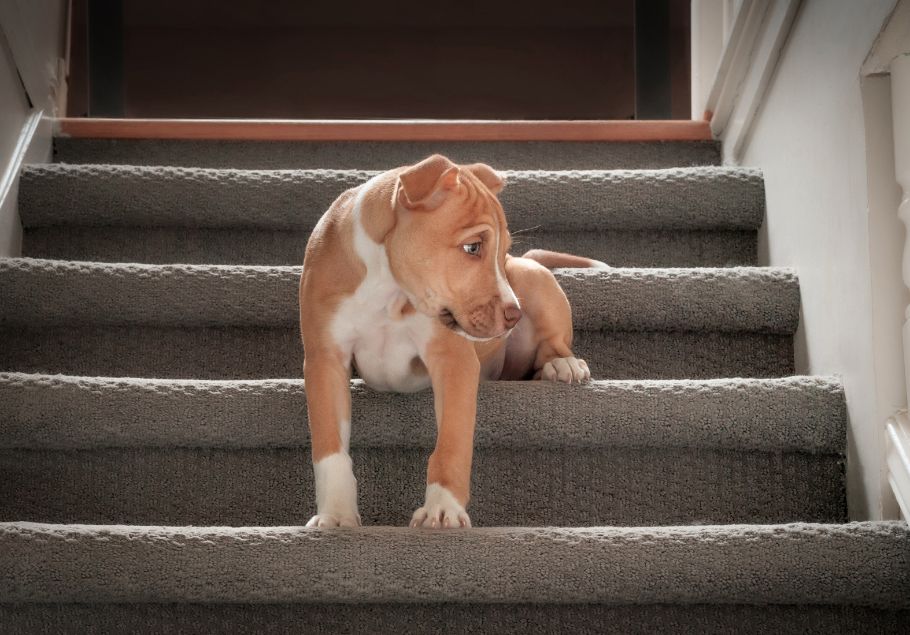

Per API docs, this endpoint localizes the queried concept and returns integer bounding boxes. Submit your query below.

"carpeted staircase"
[0,136,908,633]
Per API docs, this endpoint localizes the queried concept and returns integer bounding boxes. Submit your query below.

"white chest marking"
[329,180,434,393]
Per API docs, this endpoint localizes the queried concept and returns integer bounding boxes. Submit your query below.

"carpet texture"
[0,374,844,452]
[0,259,800,380]
[0,259,797,331]
[18,164,762,267]
[2,134,907,631]
[0,326,795,380]
[52,138,722,170]
[5,603,910,635]
[21,225,758,267]
[0,374,848,526]
[19,165,763,231]
[2,522,908,604]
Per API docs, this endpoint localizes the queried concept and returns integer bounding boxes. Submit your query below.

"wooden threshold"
[55,118,713,142]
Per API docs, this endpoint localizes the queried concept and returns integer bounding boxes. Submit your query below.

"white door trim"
[702,0,802,162]
[886,412,910,520]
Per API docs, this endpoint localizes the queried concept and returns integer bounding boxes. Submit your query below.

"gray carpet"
[52,137,722,170]
[0,446,847,526]
[18,164,762,267]
[0,326,795,380]
[0,374,847,526]
[2,522,908,604]
[22,225,758,267]
[2,135,907,631]
[0,259,800,379]
[19,165,763,230]
[0,374,844,452]
[5,603,910,635]
[0,259,797,331]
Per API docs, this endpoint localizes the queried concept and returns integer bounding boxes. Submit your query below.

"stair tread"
[19,164,764,232]
[0,373,844,453]
[2,521,907,606]
[0,258,799,333]
[52,136,722,170]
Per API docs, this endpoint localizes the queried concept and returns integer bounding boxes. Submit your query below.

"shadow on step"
[21,226,759,268]
[3,602,908,635]
[0,327,794,380]
[0,447,845,527]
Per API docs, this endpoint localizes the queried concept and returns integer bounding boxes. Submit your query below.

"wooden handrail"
[55,118,713,142]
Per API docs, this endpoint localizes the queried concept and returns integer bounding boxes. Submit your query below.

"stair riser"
[53,138,722,170]
[18,166,763,233]
[0,374,846,453]
[0,327,794,380]
[0,262,798,334]
[5,603,909,635]
[0,448,847,526]
[21,227,758,268]
[4,522,906,605]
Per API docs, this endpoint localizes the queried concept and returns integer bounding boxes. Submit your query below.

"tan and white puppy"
[299,154,598,529]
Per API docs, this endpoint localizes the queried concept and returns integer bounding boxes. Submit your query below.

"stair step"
[0,373,846,526]
[2,522,907,609]
[0,259,796,330]
[53,137,722,170]
[6,603,909,634]
[20,165,761,230]
[22,225,757,268]
[18,164,763,267]
[0,373,843,451]
[0,259,798,379]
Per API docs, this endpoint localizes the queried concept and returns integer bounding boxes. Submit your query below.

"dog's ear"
[465,163,505,195]
[397,154,460,211]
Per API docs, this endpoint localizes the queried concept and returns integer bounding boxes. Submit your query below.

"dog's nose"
[503,304,522,329]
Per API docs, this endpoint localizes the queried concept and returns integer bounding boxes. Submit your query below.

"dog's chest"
[330,281,433,394]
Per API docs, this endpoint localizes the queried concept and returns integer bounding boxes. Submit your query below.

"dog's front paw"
[305,513,362,528]
[541,356,590,383]
[410,484,471,529]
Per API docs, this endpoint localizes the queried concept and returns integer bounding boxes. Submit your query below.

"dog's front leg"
[411,331,479,529]
[303,349,360,528]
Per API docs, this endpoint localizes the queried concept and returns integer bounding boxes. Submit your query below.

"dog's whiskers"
[510,225,542,237]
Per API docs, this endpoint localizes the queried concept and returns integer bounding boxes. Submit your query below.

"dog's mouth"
[439,308,459,331]
[438,308,512,342]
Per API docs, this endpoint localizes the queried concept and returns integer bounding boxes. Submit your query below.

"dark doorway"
[68,0,691,120]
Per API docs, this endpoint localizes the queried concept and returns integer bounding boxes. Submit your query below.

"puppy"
[299,154,598,528]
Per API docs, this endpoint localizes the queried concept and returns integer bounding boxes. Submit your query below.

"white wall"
[0,0,66,257]
[0,28,31,256]
[740,0,901,519]
[691,0,724,119]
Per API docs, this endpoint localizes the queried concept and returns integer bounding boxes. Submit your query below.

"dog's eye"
[462,242,481,257]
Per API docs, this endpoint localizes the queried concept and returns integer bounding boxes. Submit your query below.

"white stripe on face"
[493,215,519,309]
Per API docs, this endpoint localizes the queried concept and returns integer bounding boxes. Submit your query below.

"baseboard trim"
[54,118,714,142]
[704,0,802,163]
[0,108,47,257]
[886,411,910,520]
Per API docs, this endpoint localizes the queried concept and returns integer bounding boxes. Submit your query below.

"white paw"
[410,484,471,529]
[541,356,591,383]
[308,452,360,529]
[306,513,362,528]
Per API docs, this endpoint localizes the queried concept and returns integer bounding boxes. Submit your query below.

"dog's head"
[386,154,521,341]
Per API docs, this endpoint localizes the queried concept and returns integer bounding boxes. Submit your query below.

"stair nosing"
[2,520,906,607]
[18,163,765,232]
[0,257,799,334]
[0,371,843,454]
